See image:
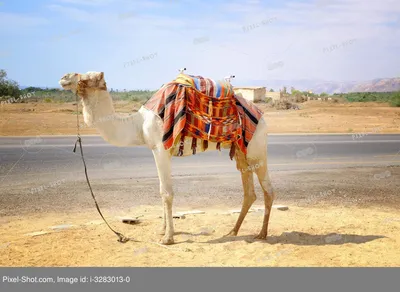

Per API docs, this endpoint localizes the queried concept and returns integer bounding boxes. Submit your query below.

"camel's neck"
[81,90,145,147]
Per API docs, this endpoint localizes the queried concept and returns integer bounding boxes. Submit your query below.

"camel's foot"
[159,236,174,245]
[254,232,268,240]
[224,229,238,237]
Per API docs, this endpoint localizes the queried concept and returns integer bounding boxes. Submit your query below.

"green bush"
[112,90,156,103]
[0,69,20,98]
[390,92,400,107]
[343,92,395,103]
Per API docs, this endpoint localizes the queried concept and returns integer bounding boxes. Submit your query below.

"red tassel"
[178,135,185,156]
[202,140,208,151]
[229,143,236,160]
[192,137,197,155]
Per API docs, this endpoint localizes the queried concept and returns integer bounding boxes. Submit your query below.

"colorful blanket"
[143,73,263,158]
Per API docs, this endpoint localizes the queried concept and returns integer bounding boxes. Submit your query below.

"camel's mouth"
[59,79,72,88]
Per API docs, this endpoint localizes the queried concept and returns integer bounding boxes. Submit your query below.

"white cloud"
[47,4,95,22]
[56,0,114,6]
[0,12,49,28]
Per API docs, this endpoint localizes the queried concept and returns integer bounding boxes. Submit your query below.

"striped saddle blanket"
[143,73,263,158]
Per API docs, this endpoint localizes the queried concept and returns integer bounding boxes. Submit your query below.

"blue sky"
[0,0,399,90]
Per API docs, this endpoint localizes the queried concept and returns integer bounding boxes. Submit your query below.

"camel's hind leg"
[225,151,257,237]
[254,158,275,239]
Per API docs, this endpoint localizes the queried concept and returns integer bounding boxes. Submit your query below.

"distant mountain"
[238,77,400,94]
[21,77,400,95]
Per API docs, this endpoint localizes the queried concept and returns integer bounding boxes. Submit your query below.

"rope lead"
[73,92,132,243]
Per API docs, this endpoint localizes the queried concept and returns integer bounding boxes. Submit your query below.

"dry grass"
[0,101,399,136]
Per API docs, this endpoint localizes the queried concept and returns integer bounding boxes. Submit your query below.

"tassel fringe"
[191,137,197,155]
[178,134,185,156]
[229,143,236,160]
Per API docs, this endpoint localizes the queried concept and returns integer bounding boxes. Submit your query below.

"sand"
[1,101,399,136]
[0,204,399,267]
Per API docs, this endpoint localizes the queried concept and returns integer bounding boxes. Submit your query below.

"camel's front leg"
[152,148,174,245]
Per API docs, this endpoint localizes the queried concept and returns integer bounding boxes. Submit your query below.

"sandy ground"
[1,167,399,267]
[1,101,399,135]
[1,206,399,267]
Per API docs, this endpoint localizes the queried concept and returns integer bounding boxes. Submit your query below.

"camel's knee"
[160,191,174,204]
[246,192,257,204]
[262,183,275,201]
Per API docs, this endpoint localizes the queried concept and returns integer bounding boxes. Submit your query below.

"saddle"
[143,73,263,159]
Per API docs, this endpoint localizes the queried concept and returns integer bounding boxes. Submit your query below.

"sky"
[0,0,399,90]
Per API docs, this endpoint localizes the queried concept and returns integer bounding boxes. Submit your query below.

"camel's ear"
[96,72,107,89]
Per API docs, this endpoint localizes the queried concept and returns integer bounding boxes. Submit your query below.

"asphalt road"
[0,134,399,186]
[1,134,399,216]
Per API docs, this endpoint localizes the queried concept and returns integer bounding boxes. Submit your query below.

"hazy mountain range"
[22,77,400,95]
[240,77,400,94]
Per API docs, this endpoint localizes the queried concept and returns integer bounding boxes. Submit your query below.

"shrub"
[273,100,292,110]
[390,92,400,107]
[0,69,20,98]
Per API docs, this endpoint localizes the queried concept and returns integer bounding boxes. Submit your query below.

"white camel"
[59,71,275,245]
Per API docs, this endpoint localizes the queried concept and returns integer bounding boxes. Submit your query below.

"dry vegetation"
[1,100,399,136]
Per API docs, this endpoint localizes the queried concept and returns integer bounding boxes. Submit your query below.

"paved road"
[0,134,399,186]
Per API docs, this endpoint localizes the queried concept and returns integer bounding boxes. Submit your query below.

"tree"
[290,86,303,97]
[390,91,400,107]
[269,88,274,92]
[282,86,287,94]
[320,92,329,97]
[24,86,41,92]
[0,69,20,98]
[0,69,6,81]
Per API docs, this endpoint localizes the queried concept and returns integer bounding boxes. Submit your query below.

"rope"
[73,92,133,243]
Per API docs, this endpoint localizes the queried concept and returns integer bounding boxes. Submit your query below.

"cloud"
[0,12,49,28]
[56,0,114,5]
[47,4,95,22]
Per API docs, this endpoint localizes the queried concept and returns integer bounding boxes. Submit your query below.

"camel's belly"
[170,138,232,157]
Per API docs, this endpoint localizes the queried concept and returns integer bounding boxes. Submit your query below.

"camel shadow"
[205,231,386,246]
[174,231,215,244]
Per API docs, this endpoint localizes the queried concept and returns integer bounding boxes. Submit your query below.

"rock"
[172,214,186,219]
[24,231,50,237]
[272,205,289,211]
[176,210,205,215]
[121,218,141,225]
[50,224,74,231]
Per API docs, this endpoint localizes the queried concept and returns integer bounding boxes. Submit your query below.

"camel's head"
[59,71,107,98]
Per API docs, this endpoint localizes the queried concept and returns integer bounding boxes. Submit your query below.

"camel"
[59,71,275,245]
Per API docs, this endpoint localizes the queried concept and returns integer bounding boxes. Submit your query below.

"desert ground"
[0,167,400,267]
[0,100,400,267]
[1,100,400,136]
